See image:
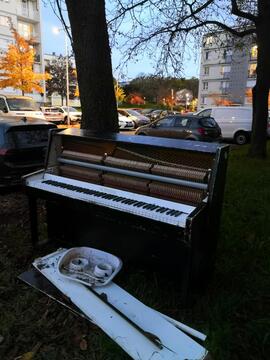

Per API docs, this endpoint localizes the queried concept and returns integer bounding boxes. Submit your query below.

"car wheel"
[234,131,248,145]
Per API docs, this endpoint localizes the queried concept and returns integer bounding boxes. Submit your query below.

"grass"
[0,143,270,359]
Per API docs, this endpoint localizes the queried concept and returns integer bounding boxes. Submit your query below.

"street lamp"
[185,93,190,112]
[52,27,70,126]
[171,89,174,112]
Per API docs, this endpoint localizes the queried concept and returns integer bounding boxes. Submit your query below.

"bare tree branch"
[55,0,72,42]
[231,0,258,23]
[108,0,149,24]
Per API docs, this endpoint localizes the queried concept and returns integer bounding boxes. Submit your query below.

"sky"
[41,2,200,80]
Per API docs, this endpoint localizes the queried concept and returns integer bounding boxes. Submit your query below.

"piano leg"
[28,195,39,246]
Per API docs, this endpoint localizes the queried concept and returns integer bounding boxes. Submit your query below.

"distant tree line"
[122,75,199,104]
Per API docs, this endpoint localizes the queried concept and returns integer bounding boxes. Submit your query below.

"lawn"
[0,143,269,360]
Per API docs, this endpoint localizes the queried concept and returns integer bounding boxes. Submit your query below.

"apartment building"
[198,33,257,108]
[0,0,44,101]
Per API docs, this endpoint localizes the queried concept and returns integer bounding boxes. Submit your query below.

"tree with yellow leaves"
[114,82,126,105]
[0,28,50,95]
[73,69,80,98]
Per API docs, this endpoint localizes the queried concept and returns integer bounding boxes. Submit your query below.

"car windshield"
[7,98,40,111]
[47,108,61,113]
[62,106,78,112]
[126,109,140,116]
[118,109,128,116]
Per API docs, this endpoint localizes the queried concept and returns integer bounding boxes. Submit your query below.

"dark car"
[135,115,222,142]
[0,116,57,186]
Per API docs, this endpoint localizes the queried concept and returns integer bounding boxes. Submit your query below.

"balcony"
[16,4,40,22]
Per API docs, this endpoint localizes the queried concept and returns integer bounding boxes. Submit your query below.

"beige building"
[198,33,257,108]
[0,0,44,102]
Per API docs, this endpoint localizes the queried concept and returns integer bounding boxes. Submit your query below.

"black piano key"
[142,204,150,209]
[173,211,183,217]
[155,207,166,213]
[127,200,137,205]
[159,208,169,213]
[136,202,146,208]
[113,197,124,202]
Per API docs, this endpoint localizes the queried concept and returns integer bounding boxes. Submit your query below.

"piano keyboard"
[27,174,195,228]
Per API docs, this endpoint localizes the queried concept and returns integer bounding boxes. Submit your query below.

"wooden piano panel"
[62,138,117,157]
[113,144,214,170]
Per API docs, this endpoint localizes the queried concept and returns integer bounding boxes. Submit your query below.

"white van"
[196,106,252,145]
[0,95,45,120]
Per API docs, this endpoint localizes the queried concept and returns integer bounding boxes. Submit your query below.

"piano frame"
[24,129,230,299]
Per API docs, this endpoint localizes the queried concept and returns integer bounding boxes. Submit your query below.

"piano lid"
[57,128,227,154]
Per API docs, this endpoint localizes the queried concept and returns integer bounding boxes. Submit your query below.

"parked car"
[118,113,135,130]
[40,107,64,124]
[195,106,254,145]
[0,116,57,186]
[118,108,150,128]
[54,106,82,123]
[0,95,45,120]
[135,114,222,142]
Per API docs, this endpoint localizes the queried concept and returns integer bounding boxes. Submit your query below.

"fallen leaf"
[21,352,34,360]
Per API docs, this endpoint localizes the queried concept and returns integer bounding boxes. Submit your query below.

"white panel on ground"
[33,249,208,360]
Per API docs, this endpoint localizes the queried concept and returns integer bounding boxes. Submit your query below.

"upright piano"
[24,128,229,297]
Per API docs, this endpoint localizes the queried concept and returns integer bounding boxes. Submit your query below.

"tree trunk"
[249,2,270,157]
[65,0,119,132]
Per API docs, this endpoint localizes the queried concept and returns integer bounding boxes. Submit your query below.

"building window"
[221,81,229,89]
[205,36,213,45]
[205,51,210,60]
[248,63,257,78]
[250,45,258,59]
[221,65,231,76]
[18,22,33,40]
[0,37,10,48]
[0,15,10,27]
[204,66,209,75]
[203,82,208,90]
[222,49,232,61]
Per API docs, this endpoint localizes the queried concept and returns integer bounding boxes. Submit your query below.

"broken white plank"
[33,250,208,360]
[154,310,207,342]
